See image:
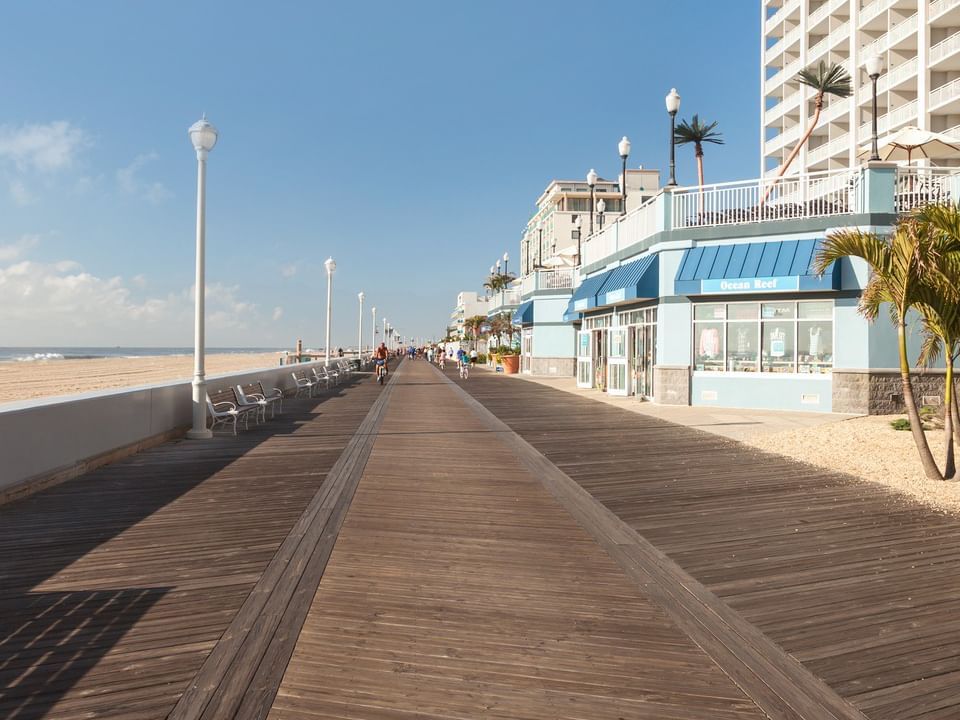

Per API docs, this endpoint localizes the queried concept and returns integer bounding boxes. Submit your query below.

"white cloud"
[0,121,87,172]
[272,306,283,321]
[116,152,171,204]
[280,263,298,278]
[9,180,34,205]
[0,235,39,262]
[0,252,263,345]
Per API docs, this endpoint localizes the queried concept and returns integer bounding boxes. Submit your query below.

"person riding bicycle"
[374,342,389,384]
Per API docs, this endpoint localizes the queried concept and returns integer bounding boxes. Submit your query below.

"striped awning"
[564,269,614,317]
[596,254,659,307]
[512,301,534,325]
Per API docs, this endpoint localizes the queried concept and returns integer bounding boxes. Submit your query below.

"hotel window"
[693,300,833,374]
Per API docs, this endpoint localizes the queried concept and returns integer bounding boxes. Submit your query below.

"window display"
[693,300,833,374]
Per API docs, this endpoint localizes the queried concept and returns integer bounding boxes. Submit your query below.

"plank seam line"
[167,363,401,720]
[436,365,868,720]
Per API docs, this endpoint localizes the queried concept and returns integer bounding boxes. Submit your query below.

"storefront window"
[692,300,833,374]
[727,322,758,372]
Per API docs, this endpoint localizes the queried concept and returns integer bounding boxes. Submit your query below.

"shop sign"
[701,276,799,294]
[604,288,626,304]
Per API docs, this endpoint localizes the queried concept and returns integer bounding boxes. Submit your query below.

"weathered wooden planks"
[455,368,960,720]
[268,360,768,720]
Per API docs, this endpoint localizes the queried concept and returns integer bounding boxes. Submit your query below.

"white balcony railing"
[672,168,860,230]
[808,20,849,62]
[858,56,918,97]
[930,30,960,65]
[581,196,660,267]
[766,24,803,63]
[765,123,803,153]
[896,168,959,212]
[765,0,800,33]
[807,132,851,164]
[765,89,803,124]
[930,76,960,109]
[765,57,802,95]
[809,0,846,28]
[930,0,960,21]
[860,0,896,27]
[857,98,919,142]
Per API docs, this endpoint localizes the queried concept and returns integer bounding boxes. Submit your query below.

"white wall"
[1,360,331,493]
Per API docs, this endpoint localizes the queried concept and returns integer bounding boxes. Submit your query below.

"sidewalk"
[483,367,856,441]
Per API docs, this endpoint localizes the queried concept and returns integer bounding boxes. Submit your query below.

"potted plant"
[498,344,520,374]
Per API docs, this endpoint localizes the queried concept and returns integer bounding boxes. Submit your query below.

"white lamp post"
[586,168,598,235]
[383,317,387,349]
[865,54,884,161]
[357,291,365,356]
[503,251,509,276]
[186,115,218,440]
[371,305,376,352]
[597,197,606,231]
[618,136,631,215]
[575,215,583,264]
[324,257,336,365]
[665,88,681,186]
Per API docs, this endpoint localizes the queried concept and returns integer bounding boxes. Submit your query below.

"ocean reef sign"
[701,276,800,294]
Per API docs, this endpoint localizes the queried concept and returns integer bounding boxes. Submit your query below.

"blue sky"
[0,1,759,348]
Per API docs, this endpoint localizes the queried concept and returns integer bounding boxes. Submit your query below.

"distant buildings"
[448,291,489,339]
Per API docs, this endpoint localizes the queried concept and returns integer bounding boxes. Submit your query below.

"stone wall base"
[654,365,690,405]
[833,370,949,414]
[527,357,576,377]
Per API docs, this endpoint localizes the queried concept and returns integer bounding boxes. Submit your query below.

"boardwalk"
[1,358,959,718]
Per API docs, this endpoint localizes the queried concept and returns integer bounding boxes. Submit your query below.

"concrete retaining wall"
[0,361,330,498]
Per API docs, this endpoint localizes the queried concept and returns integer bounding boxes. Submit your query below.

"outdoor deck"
[2,359,959,719]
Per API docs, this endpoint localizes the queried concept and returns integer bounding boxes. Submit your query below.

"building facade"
[449,291,489,340]
[762,0,960,175]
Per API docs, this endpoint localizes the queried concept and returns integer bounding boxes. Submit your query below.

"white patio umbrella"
[858,125,960,164]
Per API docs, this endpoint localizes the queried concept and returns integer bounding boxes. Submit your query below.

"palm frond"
[796,61,852,99]
[674,115,724,146]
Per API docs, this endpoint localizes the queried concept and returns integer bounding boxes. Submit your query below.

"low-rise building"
[449,291,489,339]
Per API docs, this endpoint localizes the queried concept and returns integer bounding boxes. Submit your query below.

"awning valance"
[597,254,659,307]
[565,269,614,317]
[512,300,534,325]
[674,239,838,296]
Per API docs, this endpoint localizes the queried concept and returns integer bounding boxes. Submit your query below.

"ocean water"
[0,347,285,363]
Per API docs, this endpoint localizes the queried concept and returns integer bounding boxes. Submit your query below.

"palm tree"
[674,115,724,187]
[464,315,487,350]
[484,272,516,295]
[763,61,852,203]
[815,217,948,480]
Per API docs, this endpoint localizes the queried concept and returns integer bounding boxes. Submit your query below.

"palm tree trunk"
[944,356,956,480]
[952,360,960,448]
[899,320,943,479]
[696,150,705,222]
[761,102,822,206]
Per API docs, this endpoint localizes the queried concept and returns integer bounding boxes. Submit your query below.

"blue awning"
[597,254,659,307]
[565,269,614,317]
[512,300,534,325]
[674,239,839,295]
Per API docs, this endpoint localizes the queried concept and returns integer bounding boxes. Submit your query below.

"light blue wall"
[692,374,833,412]
[834,297,869,368]
[532,296,576,358]
[657,300,692,365]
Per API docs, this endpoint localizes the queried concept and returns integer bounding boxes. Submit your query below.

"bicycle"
[375,359,387,385]
[459,361,469,379]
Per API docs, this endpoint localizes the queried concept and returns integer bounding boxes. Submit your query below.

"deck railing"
[672,168,861,229]
[896,168,958,213]
[581,196,659,267]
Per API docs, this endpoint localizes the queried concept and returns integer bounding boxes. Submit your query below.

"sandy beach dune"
[0,352,283,405]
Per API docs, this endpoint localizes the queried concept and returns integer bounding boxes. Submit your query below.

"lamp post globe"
[186,114,219,440]
[503,251,509,277]
[618,136,631,215]
[865,55,884,161]
[597,198,606,231]
[324,257,336,366]
[665,88,681,186]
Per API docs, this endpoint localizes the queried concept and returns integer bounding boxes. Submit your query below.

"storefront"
[674,238,841,412]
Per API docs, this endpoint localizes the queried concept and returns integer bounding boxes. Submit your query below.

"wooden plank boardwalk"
[0,368,384,720]
[268,360,768,720]
[455,367,960,720]
[3,355,958,719]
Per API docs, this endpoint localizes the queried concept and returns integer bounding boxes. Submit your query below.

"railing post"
[862,161,898,214]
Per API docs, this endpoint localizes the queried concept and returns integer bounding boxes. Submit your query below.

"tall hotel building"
[761,0,960,175]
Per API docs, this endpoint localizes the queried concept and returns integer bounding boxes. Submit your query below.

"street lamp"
[324,257,336,365]
[503,251,509,276]
[618,136,631,214]
[357,291,365,357]
[186,114,218,440]
[536,220,543,267]
[865,54,884,161]
[666,88,681,186]
[383,317,387,349]
[371,305,376,352]
[586,168,598,235]
[597,198,606,231]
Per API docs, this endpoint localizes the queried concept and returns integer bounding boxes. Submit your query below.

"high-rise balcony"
[808,20,849,63]
[930,76,960,112]
[764,57,802,96]
[857,98,919,142]
[930,30,960,67]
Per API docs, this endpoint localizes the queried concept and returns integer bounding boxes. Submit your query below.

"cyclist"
[374,342,389,385]
[459,351,469,379]
[438,348,445,370]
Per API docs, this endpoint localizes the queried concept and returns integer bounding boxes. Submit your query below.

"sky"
[0,1,760,349]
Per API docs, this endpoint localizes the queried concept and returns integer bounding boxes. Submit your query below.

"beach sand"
[0,352,284,405]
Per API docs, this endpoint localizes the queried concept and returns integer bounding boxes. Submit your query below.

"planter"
[501,354,520,374]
